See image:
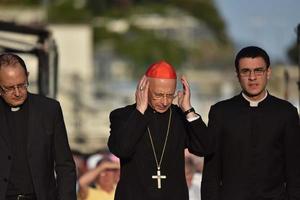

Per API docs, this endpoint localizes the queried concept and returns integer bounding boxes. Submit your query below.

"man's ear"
[236,71,241,82]
[267,67,271,80]
[26,71,30,84]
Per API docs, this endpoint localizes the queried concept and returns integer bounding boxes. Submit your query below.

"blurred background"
[0,0,299,160]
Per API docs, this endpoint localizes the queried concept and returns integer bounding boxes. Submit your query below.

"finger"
[136,77,145,100]
[142,80,149,103]
[172,91,179,105]
[175,90,181,104]
[138,78,148,97]
[177,90,183,99]
[137,78,142,91]
[140,75,147,86]
[181,75,190,89]
[137,75,144,87]
[178,90,184,101]
[141,76,149,91]
[144,78,149,92]
[137,75,146,91]
[181,76,191,95]
[180,77,186,92]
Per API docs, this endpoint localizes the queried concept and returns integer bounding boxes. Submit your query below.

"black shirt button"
[7,156,12,160]
[3,178,8,182]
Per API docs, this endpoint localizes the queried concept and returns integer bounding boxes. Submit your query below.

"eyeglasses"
[151,91,177,100]
[238,67,267,77]
[0,82,28,94]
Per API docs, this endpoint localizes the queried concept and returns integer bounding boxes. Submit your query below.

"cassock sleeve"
[54,102,77,200]
[201,105,221,200]
[285,106,300,199]
[184,113,214,157]
[108,106,150,159]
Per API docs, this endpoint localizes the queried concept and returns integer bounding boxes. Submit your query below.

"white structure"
[48,24,113,152]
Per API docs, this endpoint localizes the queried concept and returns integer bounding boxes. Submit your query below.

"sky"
[213,0,300,63]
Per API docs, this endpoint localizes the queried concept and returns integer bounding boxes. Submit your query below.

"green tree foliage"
[85,0,227,43]
[0,0,39,5]
[2,0,232,74]
[95,26,185,76]
[87,0,232,75]
[2,0,227,43]
[47,0,91,23]
[171,0,228,43]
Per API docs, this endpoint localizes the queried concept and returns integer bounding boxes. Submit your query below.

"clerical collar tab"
[11,107,21,112]
[242,91,268,107]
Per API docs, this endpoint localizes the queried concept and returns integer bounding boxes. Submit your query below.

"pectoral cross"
[152,168,166,189]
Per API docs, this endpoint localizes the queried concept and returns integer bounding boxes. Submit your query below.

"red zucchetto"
[145,61,177,79]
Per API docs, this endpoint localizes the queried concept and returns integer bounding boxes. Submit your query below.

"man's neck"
[242,91,268,107]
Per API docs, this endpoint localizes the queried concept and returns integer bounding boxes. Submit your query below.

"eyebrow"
[2,82,27,88]
[153,91,175,95]
[239,66,266,69]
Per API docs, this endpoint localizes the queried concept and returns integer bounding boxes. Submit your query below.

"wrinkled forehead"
[148,77,176,93]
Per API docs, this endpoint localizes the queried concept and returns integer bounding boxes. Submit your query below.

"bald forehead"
[0,63,27,74]
[148,77,176,91]
[0,63,28,82]
[148,77,176,84]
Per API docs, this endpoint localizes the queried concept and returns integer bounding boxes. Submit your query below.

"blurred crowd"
[72,150,203,200]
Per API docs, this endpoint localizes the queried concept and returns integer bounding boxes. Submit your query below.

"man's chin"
[155,107,170,113]
[10,104,22,107]
[9,100,25,107]
[243,90,265,100]
[149,103,171,113]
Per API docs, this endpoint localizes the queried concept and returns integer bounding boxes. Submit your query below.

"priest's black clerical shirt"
[108,104,212,200]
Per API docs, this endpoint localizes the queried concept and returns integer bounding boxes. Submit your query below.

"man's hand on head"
[177,75,192,112]
[136,75,149,114]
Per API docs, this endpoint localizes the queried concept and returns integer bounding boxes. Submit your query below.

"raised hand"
[135,75,149,114]
[177,75,192,112]
[98,161,120,172]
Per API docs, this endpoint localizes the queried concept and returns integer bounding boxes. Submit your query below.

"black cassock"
[108,104,212,200]
[201,93,300,200]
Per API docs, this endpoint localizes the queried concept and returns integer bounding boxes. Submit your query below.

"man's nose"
[248,71,257,80]
[163,96,168,106]
[14,86,21,96]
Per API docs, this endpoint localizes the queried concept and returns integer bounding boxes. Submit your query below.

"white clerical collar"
[11,106,21,112]
[242,91,268,107]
